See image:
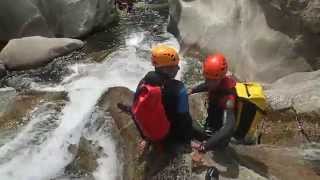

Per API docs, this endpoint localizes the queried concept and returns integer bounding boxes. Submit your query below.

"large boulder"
[231,144,320,180]
[0,0,53,40]
[0,36,84,70]
[261,70,320,145]
[0,50,87,89]
[0,0,117,40]
[265,70,320,115]
[168,0,320,83]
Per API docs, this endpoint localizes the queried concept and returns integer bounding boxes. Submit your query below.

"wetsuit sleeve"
[157,79,193,143]
[177,84,208,141]
[177,87,189,113]
[172,84,193,142]
[190,82,208,94]
[204,99,236,151]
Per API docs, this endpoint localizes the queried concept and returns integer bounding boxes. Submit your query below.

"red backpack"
[131,84,170,142]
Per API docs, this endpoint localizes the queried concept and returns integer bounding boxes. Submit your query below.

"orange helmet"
[151,45,179,67]
[203,53,228,80]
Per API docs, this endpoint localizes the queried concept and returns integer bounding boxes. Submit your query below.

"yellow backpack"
[233,82,267,144]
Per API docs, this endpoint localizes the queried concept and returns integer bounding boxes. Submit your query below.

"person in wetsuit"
[118,44,193,152]
[190,53,237,152]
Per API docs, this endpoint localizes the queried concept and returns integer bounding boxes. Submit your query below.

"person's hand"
[137,139,149,156]
[187,89,193,95]
[191,150,204,164]
[191,141,206,153]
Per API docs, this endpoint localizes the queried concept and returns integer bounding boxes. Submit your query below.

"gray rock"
[0,36,84,70]
[0,0,54,41]
[0,0,117,40]
[231,145,319,180]
[37,0,117,38]
[265,70,320,116]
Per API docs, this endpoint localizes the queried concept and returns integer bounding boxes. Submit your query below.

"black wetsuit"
[191,77,237,151]
[134,71,193,144]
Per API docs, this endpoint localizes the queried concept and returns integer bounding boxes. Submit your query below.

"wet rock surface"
[98,87,143,180]
[65,137,102,179]
[0,90,67,130]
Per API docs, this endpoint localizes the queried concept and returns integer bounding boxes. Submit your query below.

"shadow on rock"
[211,148,242,179]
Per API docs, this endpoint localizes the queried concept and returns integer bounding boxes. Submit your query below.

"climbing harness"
[205,166,219,180]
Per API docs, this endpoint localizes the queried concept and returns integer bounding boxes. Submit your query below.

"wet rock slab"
[0,89,67,130]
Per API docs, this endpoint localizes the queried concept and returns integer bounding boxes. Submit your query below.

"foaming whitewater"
[0,102,61,162]
[0,31,181,180]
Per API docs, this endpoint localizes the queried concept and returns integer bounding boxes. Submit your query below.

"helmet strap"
[155,68,172,79]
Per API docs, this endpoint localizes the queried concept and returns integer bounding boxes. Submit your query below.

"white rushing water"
[0,30,182,180]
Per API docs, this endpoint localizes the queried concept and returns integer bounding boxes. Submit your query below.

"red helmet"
[203,53,228,80]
